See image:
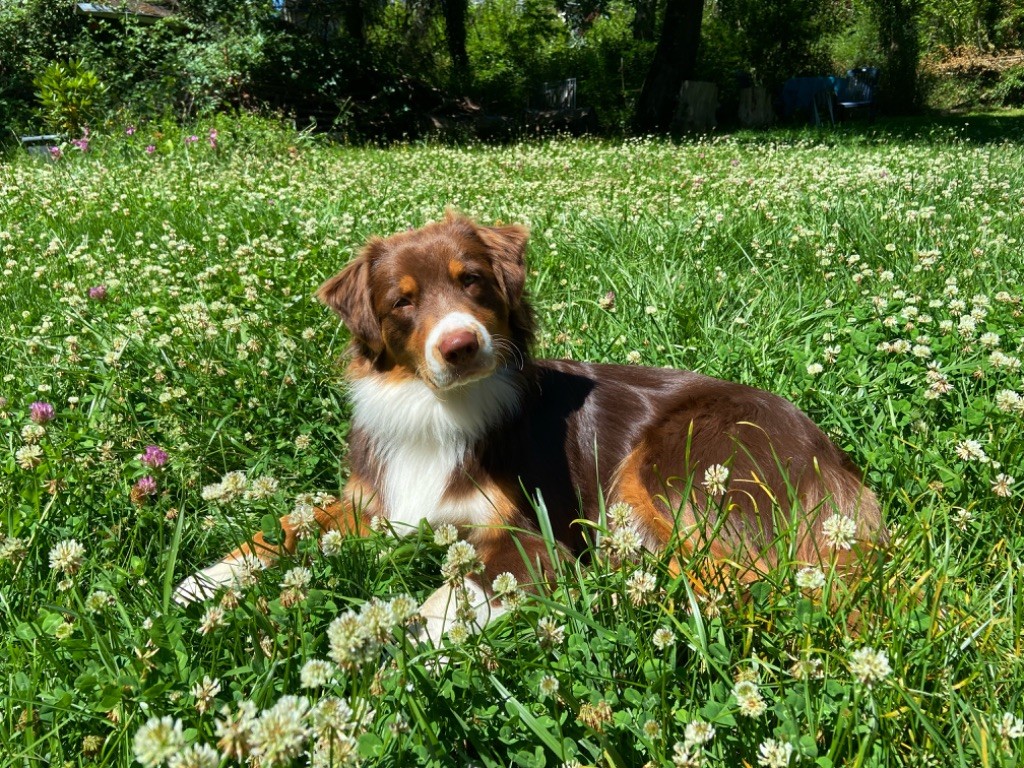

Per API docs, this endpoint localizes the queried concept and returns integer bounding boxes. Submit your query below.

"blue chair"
[836,67,879,120]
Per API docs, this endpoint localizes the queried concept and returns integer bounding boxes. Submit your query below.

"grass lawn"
[1,116,1023,767]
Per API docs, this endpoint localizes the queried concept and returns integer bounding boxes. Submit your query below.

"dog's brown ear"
[477,223,535,350]
[477,224,529,305]
[317,239,385,356]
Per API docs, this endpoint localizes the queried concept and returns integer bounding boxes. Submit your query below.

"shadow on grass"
[726,108,1024,146]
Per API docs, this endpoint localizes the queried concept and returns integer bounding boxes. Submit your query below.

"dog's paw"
[416,580,504,648]
[173,560,247,606]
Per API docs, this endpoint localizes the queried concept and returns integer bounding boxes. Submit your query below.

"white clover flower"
[992,474,1015,498]
[990,351,1022,370]
[607,501,633,528]
[733,680,767,718]
[789,656,823,679]
[328,598,403,670]
[215,700,258,761]
[198,605,226,635]
[321,529,345,556]
[433,523,459,547]
[48,539,86,575]
[281,566,313,590]
[954,439,989,463]
[86,590,112,612]
[133,715,185,768]
[0,536,26,563]
[538,674,560,699]
[670,741,701,768]
[535,616,565,650]
[311,732,359,767]
[795,566,826,590]
[980,331,1001,348]
[300,658,336,689]
[231,554,263,590]
[287,502,318,539]
[994,389,1023,414]
[249,695,310,767]
[957,314,977,338]
[219,470,249,499]
[652,626,676,650]
[200,482,227,502]
[15,444,44,470]
[310,696,359,740]
[246,475,280,500]
[168,743,220,768]
[445,621,471,646]
[440,540,482,582]
[491,572,519,596]
[849,646,892,687]
[997,712,1024,741]
[191,675,221,714]
[20,423,46,444]
[683,719,715,747]
[806,362,824,375]
[605,525,642,559]
[822,514,857,550]
[625,569,658,606]
[703,463,730,496]
[642,719,662,740]
[757,737,794,767]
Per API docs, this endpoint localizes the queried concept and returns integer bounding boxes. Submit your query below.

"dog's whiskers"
[493,335,525,371]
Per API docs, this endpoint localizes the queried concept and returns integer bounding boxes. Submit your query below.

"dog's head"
[318,213,535,390]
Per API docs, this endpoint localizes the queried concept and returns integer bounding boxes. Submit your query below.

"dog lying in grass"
[175,213,889,641]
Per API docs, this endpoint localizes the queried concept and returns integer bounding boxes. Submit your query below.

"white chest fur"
[348,372,524,533]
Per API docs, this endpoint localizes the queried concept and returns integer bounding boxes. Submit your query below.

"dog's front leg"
[173,480,377,605]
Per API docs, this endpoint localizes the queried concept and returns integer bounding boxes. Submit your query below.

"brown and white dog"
[175,214,888,641]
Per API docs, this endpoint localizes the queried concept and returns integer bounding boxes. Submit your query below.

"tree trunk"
[633,0,706,133]
[441,0,470,85]
[341,0,367,47]
[631,0,658,41]
[871,0,921,114]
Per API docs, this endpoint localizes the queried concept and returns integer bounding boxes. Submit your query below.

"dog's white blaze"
[349,371,523,532]
[423,311,495,387]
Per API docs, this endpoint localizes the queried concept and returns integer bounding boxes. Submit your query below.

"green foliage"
[991,64,1024,106]
[918,0,1023,50]
[33,59,108,135]
[0,0,83,131]
[467,0,571,112]
[826,0,882,71]
[713,0,840,88]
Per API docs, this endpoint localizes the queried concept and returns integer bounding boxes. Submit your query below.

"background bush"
[3,0,1024,141]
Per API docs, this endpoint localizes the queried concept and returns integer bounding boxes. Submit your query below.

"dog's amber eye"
[393,297,412,310]
[460,273,480,288]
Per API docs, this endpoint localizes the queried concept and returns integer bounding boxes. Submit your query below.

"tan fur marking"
[611,446,771,593]
[231,477,377,565]
[448,259,465,281]
[398,275,418,296]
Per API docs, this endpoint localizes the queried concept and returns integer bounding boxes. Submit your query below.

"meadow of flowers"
[2,118,1024,767]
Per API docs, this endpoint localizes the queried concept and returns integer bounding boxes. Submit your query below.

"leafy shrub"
[33,59,108,135]
[991,63,1024,106]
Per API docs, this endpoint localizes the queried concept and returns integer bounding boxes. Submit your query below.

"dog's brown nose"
[439,331,480,366]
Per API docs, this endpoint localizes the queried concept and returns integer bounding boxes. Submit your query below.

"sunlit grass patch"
[1,119,1024,766]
